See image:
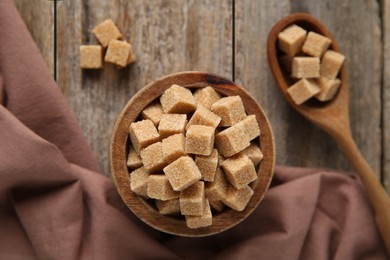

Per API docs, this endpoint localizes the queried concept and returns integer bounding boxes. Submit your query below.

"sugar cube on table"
[127,146,143,169]
[315,77,341,102]
[155,199,180,215]
[302,31,331,57]
[211,96,247,126]
[291,57,320,78]
[215,123,250,157]
[186,105,221,130]
[205,167,229,201]
[140,142,167,172]
[160,84,197,114]
[79,45,103,69]
[320,50,345,79]
[129,119,159,154]
[236,115,260,141]
[185,199,212,229]
[162,133,186,164]
[222,153,257,189]
[209,199,225,212]
[104,39,132,68]
[129,167,150,198]
[92,19,122,47]
[242,143,263,167]
[185,125,215,156]
[180,181,205,216]
[195,149,219,182]
[142,102,164,126]
[193,87,221,110]
[287,79,320,105]
[277,24,307,57]
[147,175,179,200]
[158,114,187,139]
[163,156,202,191]
[222,185,254,211]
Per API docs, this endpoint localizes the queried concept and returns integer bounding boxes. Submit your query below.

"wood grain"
[56,0,232,177]
[235,0,382,178]
[14,0,54,75]
[383,0,390,193]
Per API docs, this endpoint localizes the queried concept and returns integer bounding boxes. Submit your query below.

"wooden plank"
[382,0,390,194]
[235,0,382,178]
[57,0,232,177]
[14,0,54,76]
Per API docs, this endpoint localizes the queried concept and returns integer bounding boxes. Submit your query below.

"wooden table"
[15,0,390,195]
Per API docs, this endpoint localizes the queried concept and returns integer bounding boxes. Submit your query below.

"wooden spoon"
[267,13,390,254]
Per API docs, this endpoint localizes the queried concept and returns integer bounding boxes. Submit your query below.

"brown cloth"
[0,1,387,259]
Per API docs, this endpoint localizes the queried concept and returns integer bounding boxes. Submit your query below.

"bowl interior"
[110,71,275,237]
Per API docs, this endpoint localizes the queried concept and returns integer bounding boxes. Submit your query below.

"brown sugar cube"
[222,153,257,189]
[320,50,345,79]
[185,125,215,156]
[163,156,202,191]
[302,31,331,57]
[209,200,225,212]
[185,199,212,229]
[205,167,229,201]
[193,86,222,110]
[79,45,103,69]
[129,119,160,154]
[180,181,205,216]
[315,77,341,102]
[211,96,247,126]
[195,149,219,182]
[104,40,132,68]
[92,19,122,47]
[147,175,179,200]
[277,24,307,57]
[291,57,320,78]
[242,143,263,167]
[155,199,180,215]
[215,123,250,157]
[162,133,186,164]
[127,146,143,169]
[158,114,187,139]
[287,79,320,105]
[140,142,167,172]
[218,154,225,167]
[160,84,197,114]
[129,167,150,198]
[141,102,164,126]
[236,115,260,141]
[222,185,254,211]
[186,105,221,130]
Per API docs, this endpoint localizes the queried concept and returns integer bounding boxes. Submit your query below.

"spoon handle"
[332,131,390,254]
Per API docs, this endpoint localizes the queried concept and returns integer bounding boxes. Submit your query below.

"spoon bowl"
[267,13,349,134]
[267,13,390,254]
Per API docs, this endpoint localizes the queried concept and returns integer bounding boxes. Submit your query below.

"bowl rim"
[110,71,276,237]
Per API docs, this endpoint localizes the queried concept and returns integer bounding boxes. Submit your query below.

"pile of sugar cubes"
[127,84,264,229]
[80,19,136,69]
[277,24,345,105]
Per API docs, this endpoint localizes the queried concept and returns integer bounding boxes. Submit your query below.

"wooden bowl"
[110,71,275,237]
